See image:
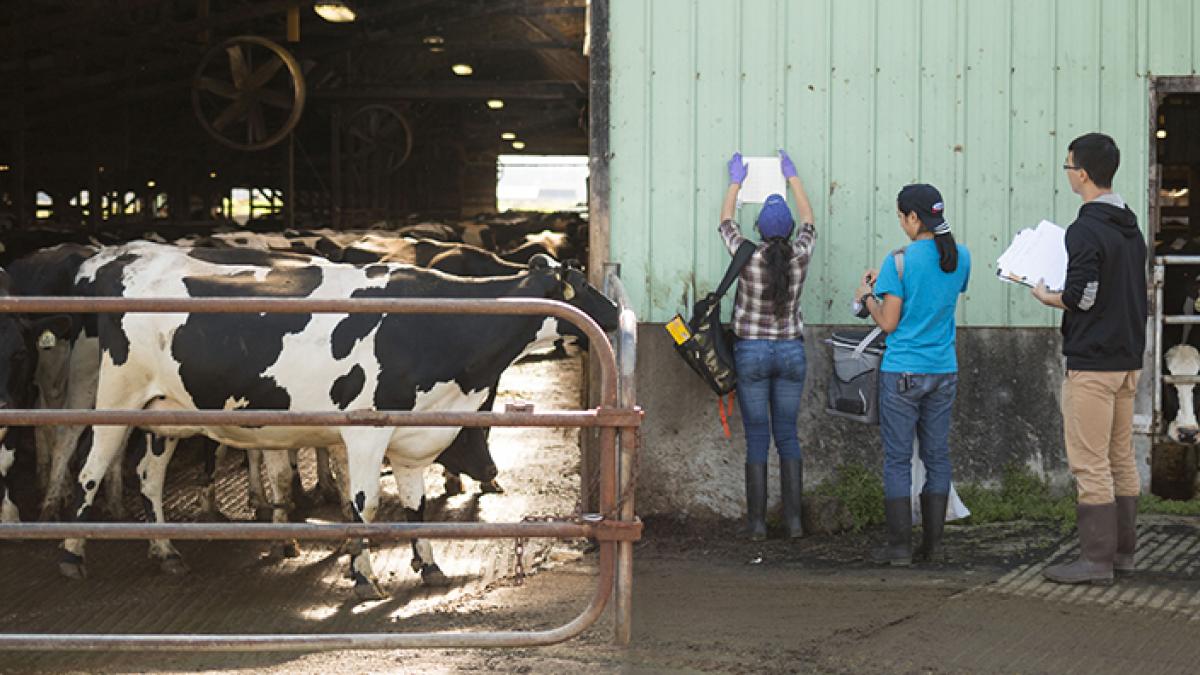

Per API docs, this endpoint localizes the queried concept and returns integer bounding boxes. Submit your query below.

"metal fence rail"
[0,294,641,651]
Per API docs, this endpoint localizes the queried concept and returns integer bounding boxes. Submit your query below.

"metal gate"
[0,290,642,651]
[1151,255,1200,439]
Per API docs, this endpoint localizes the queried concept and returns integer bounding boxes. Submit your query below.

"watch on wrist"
[860,292,875,308]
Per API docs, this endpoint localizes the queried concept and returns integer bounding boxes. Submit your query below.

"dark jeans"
[734,339,807,465]
[880,371,957,500]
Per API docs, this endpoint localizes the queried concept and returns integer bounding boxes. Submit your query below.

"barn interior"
[1153,91,1200,500]
[0,0,592,258]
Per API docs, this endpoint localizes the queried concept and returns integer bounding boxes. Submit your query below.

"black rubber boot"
[914,493,949,563]
[1043,502,1117,585]
[780,459,803,539]
[871,497,912,566]
[743,463,768,541]
[1114,495,1138,575]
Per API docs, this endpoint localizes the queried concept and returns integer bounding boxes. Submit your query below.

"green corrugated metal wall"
[609,0,1200,326]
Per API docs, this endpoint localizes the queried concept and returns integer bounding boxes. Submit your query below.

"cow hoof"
[201,509,230,523]
[481,480,505,494]
[420,564,449,587]
[353,579,387,601]
[254,506,273,523]
[269,540,301,559]
[59,559,87,580]
[160,556,189,576]
[443,474,463,496]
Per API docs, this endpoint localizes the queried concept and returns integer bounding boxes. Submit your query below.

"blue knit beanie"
[756,194,795,239]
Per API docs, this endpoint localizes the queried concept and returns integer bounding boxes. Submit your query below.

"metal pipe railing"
[0,294,641,652]
[603,264,639,647]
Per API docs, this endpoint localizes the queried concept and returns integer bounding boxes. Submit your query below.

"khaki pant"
[1061,370,1141,505]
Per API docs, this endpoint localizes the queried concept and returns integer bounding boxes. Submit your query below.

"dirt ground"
[3,515,1199,674]
[2,351,1199,674]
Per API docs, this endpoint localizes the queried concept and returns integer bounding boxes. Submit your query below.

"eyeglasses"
[1062,163,1081,171]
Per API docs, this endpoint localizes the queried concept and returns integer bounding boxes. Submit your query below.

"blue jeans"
[734,339,807,465]
[880,371,957,500]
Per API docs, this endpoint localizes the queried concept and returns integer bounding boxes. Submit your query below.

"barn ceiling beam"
[514,16,588,86]
[312,81,585,101]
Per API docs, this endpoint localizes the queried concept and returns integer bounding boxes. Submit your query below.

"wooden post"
[286,132,296,229]
[13,32,27,227]
[286,3,300,43]
[331,106,342,228]
[197,0,210,44]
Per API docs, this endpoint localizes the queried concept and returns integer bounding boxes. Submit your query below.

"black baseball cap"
[897,184,946,230]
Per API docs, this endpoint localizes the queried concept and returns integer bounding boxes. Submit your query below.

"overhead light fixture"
[209,171,218,179]
[98,165,105,173]
[147,180,156,188]
[486,99,505,110]
[0,165,9,172]
[429,46,445,53]
[422,35,444,46]
[451,63,474,77]
[511,141,526,150]
[1157,129,1168,139]
[314,1,356,23]
[500,132,516,141]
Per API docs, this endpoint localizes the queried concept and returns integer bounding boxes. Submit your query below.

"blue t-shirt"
[873,240,971,374]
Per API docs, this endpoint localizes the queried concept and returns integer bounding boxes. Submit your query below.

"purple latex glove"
[728,152,748,185]
[779,149,797,179]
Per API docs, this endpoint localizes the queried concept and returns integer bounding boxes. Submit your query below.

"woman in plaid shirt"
[720,150,816,540]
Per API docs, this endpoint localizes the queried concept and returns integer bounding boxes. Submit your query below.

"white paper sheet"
[996,219,1068,291]
[738,156,788,204]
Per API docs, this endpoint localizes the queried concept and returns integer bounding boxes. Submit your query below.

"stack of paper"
[738,156,788,204]
[996,219,1068,291]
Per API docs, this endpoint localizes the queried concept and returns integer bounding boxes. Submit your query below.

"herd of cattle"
[0,212,616,600]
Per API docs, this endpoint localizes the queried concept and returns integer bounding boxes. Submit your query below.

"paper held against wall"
[996,219,1068,292]
[738,156,788,204]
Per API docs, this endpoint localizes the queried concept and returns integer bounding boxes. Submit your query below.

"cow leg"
[197,443,228,522]
[263,449,300,559]
[341,431,390,600]
[60,424,134,580]
[288,447,315,513]
[42,338,101,522]
[245,448,272,522]
[0,438,18,524]
[329,446,353,521]
[443,469,464,496]
[136,433,187,575]
[392,463,447,586]
[100,449,126,521]
[314,446,340,505]
[34,424,52,495]
[40,425,89,521]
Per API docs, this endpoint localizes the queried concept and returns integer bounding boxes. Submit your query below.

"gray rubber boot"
[744,463,768,541]
[871,497,912,566]
[914,493,949,563]
[1114,495,1138,575]
[780,459,804,539]
[1043,502,1117,585]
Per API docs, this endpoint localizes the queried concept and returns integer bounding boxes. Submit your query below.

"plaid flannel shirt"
[718,218,816,340]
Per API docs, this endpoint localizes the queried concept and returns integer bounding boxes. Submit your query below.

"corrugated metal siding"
[609,0,1200,326]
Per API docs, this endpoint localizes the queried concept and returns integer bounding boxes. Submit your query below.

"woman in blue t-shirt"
[855,184,971,566]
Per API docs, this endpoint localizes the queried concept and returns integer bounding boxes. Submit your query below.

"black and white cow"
[0,265,74,523]
[59,241,617,599]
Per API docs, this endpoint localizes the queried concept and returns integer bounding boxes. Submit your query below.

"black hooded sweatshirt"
[1060,198,1147,371]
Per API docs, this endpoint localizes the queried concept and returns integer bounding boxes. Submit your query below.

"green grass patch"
[1140,492,1200,516]
[956,465,1076,531]
[810,463,885,531]
[811,463,1200,531]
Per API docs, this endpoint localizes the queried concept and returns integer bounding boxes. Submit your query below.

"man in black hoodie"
[1032,132,1146,586]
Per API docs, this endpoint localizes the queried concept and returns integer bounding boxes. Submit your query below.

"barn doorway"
[1149,77,1200,500]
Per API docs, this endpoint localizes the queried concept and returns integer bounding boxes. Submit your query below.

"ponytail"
[934,231,958,273]
[763,236,793,319]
